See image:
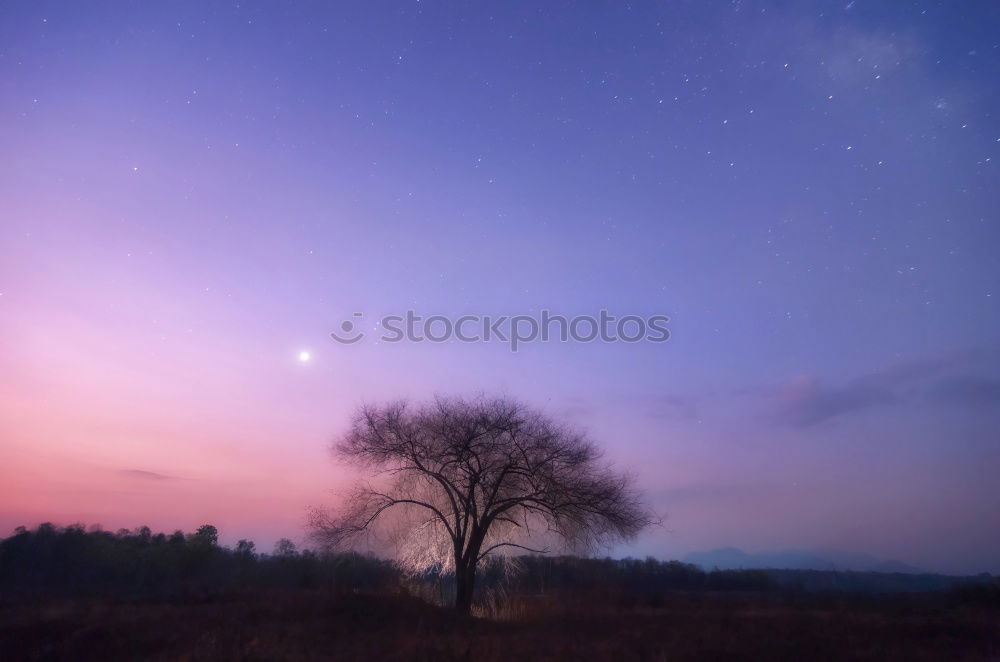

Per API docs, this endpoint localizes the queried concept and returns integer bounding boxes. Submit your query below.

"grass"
[2,588,998,661]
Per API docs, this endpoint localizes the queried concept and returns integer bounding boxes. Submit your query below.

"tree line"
[2,523,996,608]
[0,522,396,602]
[0,523,772,603]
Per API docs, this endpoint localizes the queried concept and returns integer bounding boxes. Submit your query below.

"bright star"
[298,350,311,363]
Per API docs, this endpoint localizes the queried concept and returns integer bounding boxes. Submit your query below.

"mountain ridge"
[683,547,925,574]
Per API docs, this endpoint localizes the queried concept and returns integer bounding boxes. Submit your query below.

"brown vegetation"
[1,523,998,660]
[3,588,998,661]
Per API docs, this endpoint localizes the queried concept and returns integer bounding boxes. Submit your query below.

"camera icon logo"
[330,312,365,344]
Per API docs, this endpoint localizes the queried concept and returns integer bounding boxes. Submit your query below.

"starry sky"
[1,1,998,573]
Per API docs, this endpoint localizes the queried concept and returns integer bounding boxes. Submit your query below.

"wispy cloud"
[774,376,897,426]
[117,469,178,481]
[927,375,1000,406]
[771,348,1000,427]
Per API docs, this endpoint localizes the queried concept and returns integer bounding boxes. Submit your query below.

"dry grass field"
[3,588,998,661]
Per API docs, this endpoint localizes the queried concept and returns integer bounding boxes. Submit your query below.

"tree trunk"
[454,563,476,616]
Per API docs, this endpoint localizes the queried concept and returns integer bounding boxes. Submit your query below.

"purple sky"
[1,1,998,574]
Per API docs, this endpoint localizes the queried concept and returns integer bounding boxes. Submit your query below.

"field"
[3,526,997,660]
[3,589,998,661]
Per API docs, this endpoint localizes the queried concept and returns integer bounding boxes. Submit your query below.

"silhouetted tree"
[273,538,298,557]
[191,524,219,547]
[310,395,654,615]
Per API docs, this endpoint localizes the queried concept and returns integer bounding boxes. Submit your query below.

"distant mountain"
[868,559,925,574]
[683,547,924,574]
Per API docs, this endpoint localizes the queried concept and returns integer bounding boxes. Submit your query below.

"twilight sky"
[1,1,998,574]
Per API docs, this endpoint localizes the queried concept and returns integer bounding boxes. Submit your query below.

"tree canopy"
[310,395,654,614]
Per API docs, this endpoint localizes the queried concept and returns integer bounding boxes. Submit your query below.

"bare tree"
[310,395,654,615]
